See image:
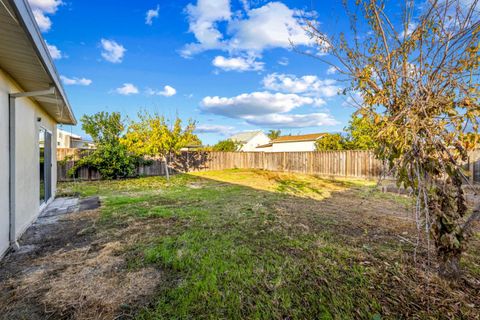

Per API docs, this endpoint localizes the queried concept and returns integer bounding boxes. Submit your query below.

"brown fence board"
[57,149,480,183]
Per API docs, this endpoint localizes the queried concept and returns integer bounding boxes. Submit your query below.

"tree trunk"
[438,252,461,279]
[164,155,170,180]
[430,181,465,280]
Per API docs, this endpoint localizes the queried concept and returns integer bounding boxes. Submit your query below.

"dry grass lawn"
[0,169,478,319]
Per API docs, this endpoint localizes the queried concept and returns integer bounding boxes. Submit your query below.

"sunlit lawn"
[58,169,480,319]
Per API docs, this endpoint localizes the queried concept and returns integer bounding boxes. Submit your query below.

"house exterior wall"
[0,69,58,257]
[271,141,317,152]
[0,71,10,256]
[240,132,270,152]
[57,130,71,148]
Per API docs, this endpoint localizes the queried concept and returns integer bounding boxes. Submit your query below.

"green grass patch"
[56,170,478,319]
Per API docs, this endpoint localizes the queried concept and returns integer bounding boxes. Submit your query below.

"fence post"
[468,152,474,184]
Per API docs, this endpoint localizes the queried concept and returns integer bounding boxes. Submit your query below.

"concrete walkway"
[10,197,100,255]
[37,196,100,225]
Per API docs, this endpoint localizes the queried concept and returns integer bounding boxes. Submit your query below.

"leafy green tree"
[212,139,240,152]
[315,133,346,151]
[70,112,138,179]
[315,115,377,151]
[344,115,378,150]
[121,112,200,179]
[267,130,282,140]
[307,0,480,277]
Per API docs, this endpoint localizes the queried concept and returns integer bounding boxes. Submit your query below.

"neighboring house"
[229,131,270,152]
[57,129,80,148]
[0,0,76,257]
[57,129,95,149]
[256,133,326,152]
[255,143,273,152]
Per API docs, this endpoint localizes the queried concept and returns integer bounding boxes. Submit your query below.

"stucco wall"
[241,133,270,152]
[271,141,317,152]
[0,71,10,256]
[0,69,58,257]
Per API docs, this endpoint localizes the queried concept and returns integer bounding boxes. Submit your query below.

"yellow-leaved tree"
[121,111,200,179]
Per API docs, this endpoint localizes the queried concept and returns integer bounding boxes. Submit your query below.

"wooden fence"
[196,151,384,177]
[469,149,480,184]
[56,148,480,183]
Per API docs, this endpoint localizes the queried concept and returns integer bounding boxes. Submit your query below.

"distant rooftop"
[272,133,326,143]
[229,131,263,143]
[58,128,81,140]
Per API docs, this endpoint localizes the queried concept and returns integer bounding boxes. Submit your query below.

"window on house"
[39,128,52,204]
[39,129,45,203]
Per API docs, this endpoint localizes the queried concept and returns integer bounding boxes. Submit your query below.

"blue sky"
[33,0,359,145]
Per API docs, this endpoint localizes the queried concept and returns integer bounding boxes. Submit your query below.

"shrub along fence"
[57,148,480,183]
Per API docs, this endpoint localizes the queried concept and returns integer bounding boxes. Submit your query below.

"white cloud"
[182,1,314,57]
[400,22,417,39]
[313,98,326,106]
[202,91,314,117]
[115,83,139,95]
[146,85,177,97]
[277,57,289,66]
[326,66,337,75]
[244,113,338,127]
[227,2,313,52]
[262,73,340,98]
[33,11,52,32]
[146,5,160,25]
[212,55,264,72]
[160,85,177,97]
[46,41,62,59]
[342,91,364,107]
[28,0,62,12]
[60,75,92,86]
[100,39,126,63]
[201,88,337,129]
[195,124,235,136]
[181,0,231,56]
[28,0,62,32]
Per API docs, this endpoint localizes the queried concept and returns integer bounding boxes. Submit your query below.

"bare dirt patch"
[0,203,163,320]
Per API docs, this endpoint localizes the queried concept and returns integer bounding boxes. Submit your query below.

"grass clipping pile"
[0,210,162,320]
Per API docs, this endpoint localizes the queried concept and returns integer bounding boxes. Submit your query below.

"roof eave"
[9,0,76,125]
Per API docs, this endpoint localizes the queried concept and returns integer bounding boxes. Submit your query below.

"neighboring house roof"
[229,131,264,143]
[272,133,326,143]
[0,0,76,124]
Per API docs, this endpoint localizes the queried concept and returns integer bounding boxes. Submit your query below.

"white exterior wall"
[271,141,317,152]
[57,130,71,148]
[0,69,58,257]
[57,129,83,148]
[240,132,270,152]
[0,71,9,256]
